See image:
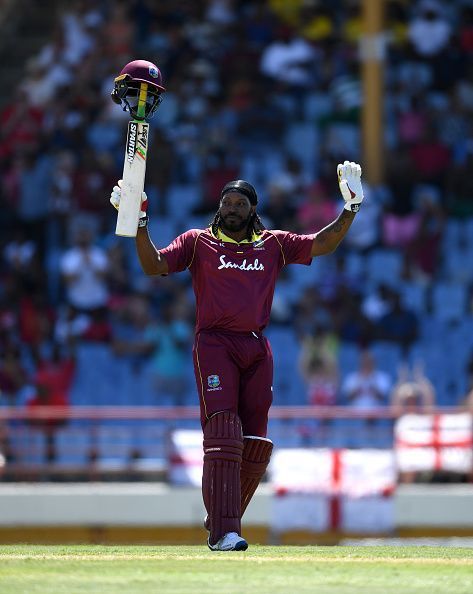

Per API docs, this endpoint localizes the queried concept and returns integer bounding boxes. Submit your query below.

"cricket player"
[110,161,364,550]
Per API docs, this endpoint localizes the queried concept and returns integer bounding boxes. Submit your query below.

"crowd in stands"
[2,0,473,439]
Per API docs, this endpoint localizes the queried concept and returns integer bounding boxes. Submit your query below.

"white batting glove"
[110,179,148,218]
[337,161,363,213]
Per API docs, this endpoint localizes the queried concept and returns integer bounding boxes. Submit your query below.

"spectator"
[446,142,473,217]
[318,80,361,162]
[332,289,373,346]
[236,82,286,152]
[341,349,392,409]
[392,362,437,483]
[145,300,193,405]
[296,181,337,235]
[459,5,473,54]
[0,87,44,160]
[391,362,435,415]
[21,58,61,109]
[407,1,451,57]
[260,26,316,88]
[0,342,28,406]
[299,328,338,407]
[196,147,239,216]
[10,148,53,252]
[293,287,332,338]
[18,286,55,364]
[464,386,473,413]
[318,255,361,304]
[54,304,91,351]
[26,342,74,466]
[49,150,77,247]
[409,125,451,187]
[382,208,421,250]
[60,226,109,313]
[3,229,37,274]
[205,0,237,26]
[300,5,334,43]
[397,96,428,146]
[72,149,116,217]
[362,283,395,324]
[405,184,445,280]
[60,1,100,66]
[102,2,133,59]
[106,241,131,303]
[376,291,418,351]
[261,177,298,230]
[111,293,155,372]
[341,2,363,44]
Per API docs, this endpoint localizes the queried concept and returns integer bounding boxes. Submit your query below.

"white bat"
[115,83,149,237]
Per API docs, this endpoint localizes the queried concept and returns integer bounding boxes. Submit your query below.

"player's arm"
[136,226,169,275]
[110,181,169,275]
[310,161,363,257]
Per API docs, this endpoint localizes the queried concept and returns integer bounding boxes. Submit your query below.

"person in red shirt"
[110,161,364,551]
[26,345,75,464]
[0,88,43,160]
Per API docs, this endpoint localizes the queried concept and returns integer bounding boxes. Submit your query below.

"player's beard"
[219,211,252,233]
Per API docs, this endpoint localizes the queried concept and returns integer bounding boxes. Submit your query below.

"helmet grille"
[112,77,164,121]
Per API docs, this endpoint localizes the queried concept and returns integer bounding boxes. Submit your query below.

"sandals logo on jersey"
[207,374,222,391]
[218,255,264,271]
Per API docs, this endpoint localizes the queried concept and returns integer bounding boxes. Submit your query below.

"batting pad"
[241,436,273,517]
[203,411,244,544]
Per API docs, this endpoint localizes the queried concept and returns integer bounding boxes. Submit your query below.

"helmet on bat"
[111,59,166,121]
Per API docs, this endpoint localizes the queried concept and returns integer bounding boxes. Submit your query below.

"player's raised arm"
[310,161,364,257]
[110,181,169,275]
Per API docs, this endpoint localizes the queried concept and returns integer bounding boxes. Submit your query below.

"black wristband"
[138,216,149,228]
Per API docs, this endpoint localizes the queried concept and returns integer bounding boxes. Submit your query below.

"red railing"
[0,406,469,481]
[0,405,466,421]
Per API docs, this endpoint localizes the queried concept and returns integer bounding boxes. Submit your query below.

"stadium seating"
[366,249,403,288]
[431,282,468,323]
[399,281,427,314]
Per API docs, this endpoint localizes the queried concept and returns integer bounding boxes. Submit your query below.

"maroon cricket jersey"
[160,228,315,333]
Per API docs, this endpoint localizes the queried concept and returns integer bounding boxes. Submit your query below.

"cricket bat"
[115,83,149,237]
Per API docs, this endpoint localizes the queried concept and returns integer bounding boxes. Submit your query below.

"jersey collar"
[212,227,261,244]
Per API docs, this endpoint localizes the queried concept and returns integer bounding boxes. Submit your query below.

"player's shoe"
[208,532,248,551]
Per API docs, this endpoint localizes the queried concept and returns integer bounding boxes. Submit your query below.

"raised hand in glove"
[337,161,363,213]
[110,179,149,225]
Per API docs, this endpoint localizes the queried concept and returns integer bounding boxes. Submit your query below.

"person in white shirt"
[408,1,451,57]
[342,349,392,409]
[260,28,316,87]
[60,227,109,312]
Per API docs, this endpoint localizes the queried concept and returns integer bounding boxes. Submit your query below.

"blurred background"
[0,0,473,544]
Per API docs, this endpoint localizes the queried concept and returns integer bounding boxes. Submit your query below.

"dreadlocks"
[210,210,266,242]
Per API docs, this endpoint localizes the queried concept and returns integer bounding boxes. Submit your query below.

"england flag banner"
[269,448,396,534]
[395,413,473,474]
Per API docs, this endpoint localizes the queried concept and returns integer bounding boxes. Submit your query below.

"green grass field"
[0,544,472,594]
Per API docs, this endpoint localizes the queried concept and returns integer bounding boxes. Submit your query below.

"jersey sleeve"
[159,229,201,274]
[271,230,315,266]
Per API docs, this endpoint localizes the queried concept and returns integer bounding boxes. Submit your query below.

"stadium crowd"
[1,0,473,443]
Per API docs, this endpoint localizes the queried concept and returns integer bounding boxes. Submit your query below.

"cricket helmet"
[221,180,258,205]
[111,59,166,121]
